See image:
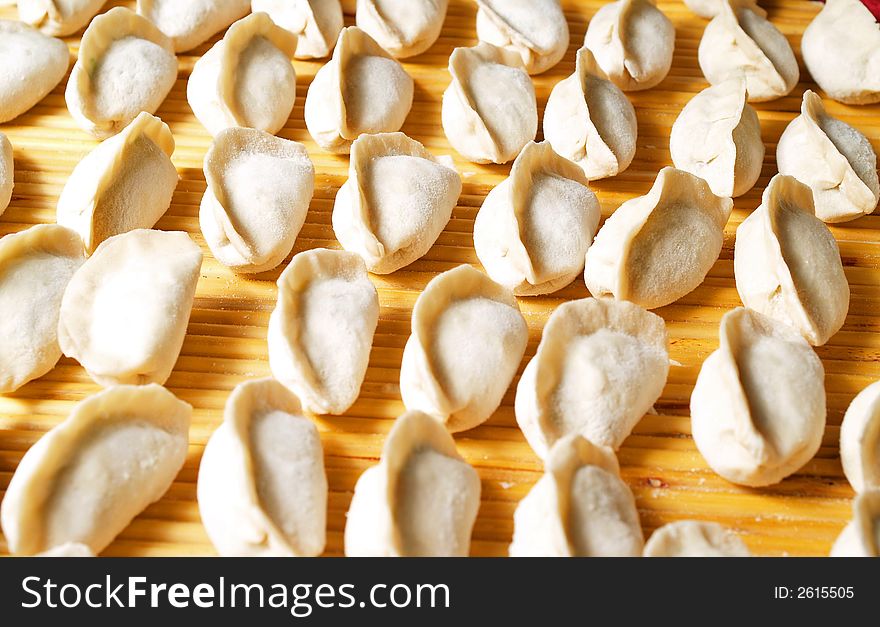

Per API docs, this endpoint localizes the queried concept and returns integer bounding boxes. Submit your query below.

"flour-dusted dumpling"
[474,0,569,75]
[137,0,251,52]
[441,42,537,164]
[252,0,343,58]
[830,490,880,557]
[198,378,327,556]
[684,0,764,19]
[643,521,751,557]
[802,0,880,106]
[516,298,669,457]
[734,174,849,346]
[840,381,880,493]
[200,127,315,273]
[691,307,826,487]
[583,0,674,92]
[345,410,481,556]
[0,132,11,215]
[305,26,413,153]
[510,435,643,557]
[0,21,69,124]
[65,8,177,140]
[18,0,105,36]
[474,141,600,295]
[670,78,764,198]
[58,229,202,387]
[584,167,733,310]
[698,0,798,102]
[268,248,379,415]
[543,47,637,181]
[0,384,191,555]
[37,543,96,557]
[777,91,879,223]
[333,132,461,274]
[356,0,447,59]
[400,265,528,432]
[188,13,298,137]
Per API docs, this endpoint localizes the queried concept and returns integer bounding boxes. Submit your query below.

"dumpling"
[583,0,674,92]
[734,174,849,347]
[830,490,880,557]
[187,13,298,137]
[543,47,638,181]
[473,141,600,295]
[332,132,461,274]
[56,112,178,254]
[643,521,751,557]
[198,378,327,556]
[305,26,413,153]
[268,248,379,415]
[18,0,105,36]
[441,42,537,164]
[670,77,764,198]
[0,20,69,124]
[777,90,879,223]
[801,0,880,106]
[840,381,880,493]
[66,7,178,139]
[356,0,447,59]
[584,167,733,310]
[516,297,669,457]
[37,543,96,557]
[399,265,528,432]
[344,410,481,556]
[474,0,569,75]
[690,307,826,487]
[683,0,764,19]
[0,225,85,394]
[0,132,11,215]
[251,0,343,58]
[509,435,644,557]
[200,127,315,273]
[58,229,203,387]
[137,0,251,53]
[697,0,798,102]
[0,384,191,555]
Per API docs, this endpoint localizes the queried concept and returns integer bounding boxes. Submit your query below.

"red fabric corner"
[860,0,880,21]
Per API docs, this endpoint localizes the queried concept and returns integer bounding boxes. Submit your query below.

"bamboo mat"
[0,0,876,557]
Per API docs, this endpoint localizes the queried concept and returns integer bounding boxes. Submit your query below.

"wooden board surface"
[0,0,876,557]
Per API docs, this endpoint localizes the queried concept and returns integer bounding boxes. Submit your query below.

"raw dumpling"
[332,132,461,274]
[583,0,674,92]
[58,229,203,387]
[584,167,733,310]
[66,7,178,139]
[801,0,880,106]
[509,435,644,557]
[137,0,251,53]
[37,543,96,557]
[840,381,880,493]
[18,0,105,36]
[304,26,414,153]
[543,47,638,181]
[0,225,85,394]
[251,0,343,58]
[268,248,379,415]
[734,174,849,346]
[516,297,669,457]
[684,0,764,19]
[56,112,178,254]
[474,0,569,75]
[830,490,880,557]
[188,13,298,137]
[776,90,879,223]
[0,21,69,124]
[441,42,537,164]
[344,410,481,556]
[0,384,191,555]
[643,521,751,557]
[399,265,528,432]
[198,378,327,556]
[697,1,798,102]
[356,0,447,59]
[670,77,764,198]
[200,127,315,273]
[690,307,826,487]
[0,132,11,215]
[473,141,600,295]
